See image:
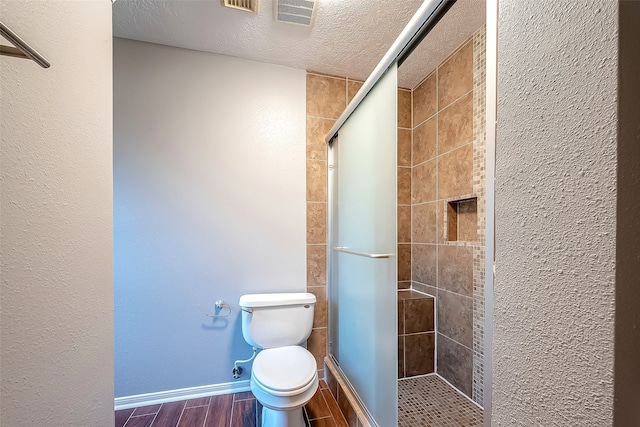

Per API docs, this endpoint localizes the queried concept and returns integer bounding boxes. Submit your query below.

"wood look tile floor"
[115,381,349,427]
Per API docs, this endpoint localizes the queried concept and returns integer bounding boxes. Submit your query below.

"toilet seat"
[252,346,317,397]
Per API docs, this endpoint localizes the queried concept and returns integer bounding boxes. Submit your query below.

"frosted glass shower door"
[328,64,398,427]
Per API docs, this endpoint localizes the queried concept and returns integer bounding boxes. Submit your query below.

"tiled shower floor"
[398,375,483,427]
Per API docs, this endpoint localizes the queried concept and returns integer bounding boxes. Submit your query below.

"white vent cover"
[274,0,317,27]
[223,0,259,14]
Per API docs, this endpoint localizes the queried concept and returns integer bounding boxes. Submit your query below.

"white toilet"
[239,293,318,427]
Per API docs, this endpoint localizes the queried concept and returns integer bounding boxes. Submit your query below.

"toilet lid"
[252,346,317,392]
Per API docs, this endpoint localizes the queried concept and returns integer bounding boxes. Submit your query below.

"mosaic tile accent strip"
[471,24,487,406]
[398,375,483,427]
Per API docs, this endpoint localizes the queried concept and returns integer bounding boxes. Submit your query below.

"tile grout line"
[410,39,473,93]
[255,401,258,427]
[436,331,474,353]
[201,402,210,427]
[148,404,161,427]
[313,389,333,422]
[412,140,474,170]
[228,399,235,427]
[174,402,187,427]
[307,114,341,121]
[412,87,473,131]
[121,410,134,427]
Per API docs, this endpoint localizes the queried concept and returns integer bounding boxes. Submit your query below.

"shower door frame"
[323,1,498,426]
[327,64,397,426]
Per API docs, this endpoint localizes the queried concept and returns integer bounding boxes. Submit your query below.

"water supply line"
[233,347,257,379]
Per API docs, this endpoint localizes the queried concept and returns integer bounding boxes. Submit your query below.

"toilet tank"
[239,293,316,348]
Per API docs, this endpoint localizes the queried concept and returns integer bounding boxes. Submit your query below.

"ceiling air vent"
[223,0,259,14]
[275,0,318,27]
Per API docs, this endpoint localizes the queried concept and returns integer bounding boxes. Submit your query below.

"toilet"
[239,293,318,427]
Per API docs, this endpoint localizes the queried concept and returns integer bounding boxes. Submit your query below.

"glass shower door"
[328,64,398,427]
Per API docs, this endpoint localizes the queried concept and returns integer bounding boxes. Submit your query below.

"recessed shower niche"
[447,197,478,242]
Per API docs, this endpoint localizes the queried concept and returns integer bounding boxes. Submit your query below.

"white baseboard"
[114,380,251,410]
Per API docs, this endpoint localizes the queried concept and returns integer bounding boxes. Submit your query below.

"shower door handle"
[332,247,393,259]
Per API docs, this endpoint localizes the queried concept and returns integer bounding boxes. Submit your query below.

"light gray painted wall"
[495,0,620,424]
[0,1,113,425]
[113,39,307,397]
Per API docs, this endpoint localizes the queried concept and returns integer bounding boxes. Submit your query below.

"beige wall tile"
[413,73,436,126]
[438,245,473,296]
[326,365,338,398]
[404,332,435,376]
[436,333,473,396]
[307,203,327,244]
[307,244,326,287]
[405,298,435,333]
[413,117,437,166]
[398,167,412,205]
[398,336,405,378]
[437,291,473,348]
[437,144,472,200]
[398,129,412,167]
[307,74,346,119]
[337,385,358,427]
[412,281,437,297]
[438,41,473,109]
[412,160,436,204]
[411,244,436,286]
[398,299,405,335]
[308,286,327,329]
[412,202,437,243]
[398,281,411,290]
[398,89,412,128]
[307,117,334,161]
[347,79,364,104]
[307,327,327,369]
[307,159,327,202]
[437,200,446,244]
[438,93,473,155]
[398,205,412,243]
[398,244,412,281]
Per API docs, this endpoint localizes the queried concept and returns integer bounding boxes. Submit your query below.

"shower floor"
[398,375,483,427]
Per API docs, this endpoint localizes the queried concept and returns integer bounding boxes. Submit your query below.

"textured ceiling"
[113,0,485,89]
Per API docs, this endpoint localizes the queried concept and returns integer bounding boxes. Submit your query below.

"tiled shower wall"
[305,23,486,405]
[305,72,417,381]
[398,88,413,289]
[409,26,486,404]
[305,72,367,378]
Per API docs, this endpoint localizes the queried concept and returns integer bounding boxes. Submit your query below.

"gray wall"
[0,1,114,425]
[113,39,307,397]
[495,0,639,425]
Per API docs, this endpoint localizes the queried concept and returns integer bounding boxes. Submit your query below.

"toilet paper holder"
[205,300,231,318]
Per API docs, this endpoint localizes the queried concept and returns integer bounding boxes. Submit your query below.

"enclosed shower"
[320,0,488,425]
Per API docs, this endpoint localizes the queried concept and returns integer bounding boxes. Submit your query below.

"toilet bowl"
[239,292,318,427]
[251,346,318,427]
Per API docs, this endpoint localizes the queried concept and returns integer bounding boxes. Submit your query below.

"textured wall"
[0,1,113,425]
[114,39,306,397]
[495,0,618,424]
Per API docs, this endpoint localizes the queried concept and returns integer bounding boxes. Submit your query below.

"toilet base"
[261,405,305,427]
